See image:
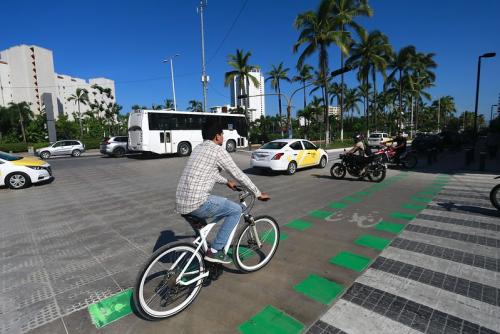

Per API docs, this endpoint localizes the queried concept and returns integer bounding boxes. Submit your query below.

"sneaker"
[204,250,231,264]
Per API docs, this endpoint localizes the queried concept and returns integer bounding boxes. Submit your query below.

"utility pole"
[198,0,208,112]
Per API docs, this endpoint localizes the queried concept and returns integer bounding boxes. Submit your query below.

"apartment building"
[229,67,265,122]
[0,45,115,121]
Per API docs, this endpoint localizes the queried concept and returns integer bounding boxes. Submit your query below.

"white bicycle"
[133,186,280,320]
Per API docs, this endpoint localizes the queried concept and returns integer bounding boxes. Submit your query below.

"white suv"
[35,140,85,159]
[368,132,391,147]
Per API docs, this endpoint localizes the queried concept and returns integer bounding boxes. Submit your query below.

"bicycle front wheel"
[233,215,280,273]
[133,242,204,320]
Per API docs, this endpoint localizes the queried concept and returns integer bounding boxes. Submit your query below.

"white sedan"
[0,151,53,189]
[251,139,328,175]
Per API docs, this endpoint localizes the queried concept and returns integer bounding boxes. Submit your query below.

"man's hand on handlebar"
[226,180,238,190]
[258,193,270,201]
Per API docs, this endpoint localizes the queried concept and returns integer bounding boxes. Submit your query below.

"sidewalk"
[306,162,500,333]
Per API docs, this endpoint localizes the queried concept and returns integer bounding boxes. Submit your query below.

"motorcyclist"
[347,134,369,176]
[390,132,407,163]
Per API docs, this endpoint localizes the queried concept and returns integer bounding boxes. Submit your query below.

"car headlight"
[28,166,43,170]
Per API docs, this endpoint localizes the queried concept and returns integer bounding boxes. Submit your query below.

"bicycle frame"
[175,203,262,286]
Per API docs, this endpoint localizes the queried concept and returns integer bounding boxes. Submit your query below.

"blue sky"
[2,0,499,120]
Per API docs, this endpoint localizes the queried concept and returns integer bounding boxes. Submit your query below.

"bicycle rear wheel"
[232,215,280,273]
[133,242,204,320]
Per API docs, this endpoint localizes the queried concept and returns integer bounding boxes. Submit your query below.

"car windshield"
[0,151,22,161]
[260,142,288,150]
[370,134,382,138]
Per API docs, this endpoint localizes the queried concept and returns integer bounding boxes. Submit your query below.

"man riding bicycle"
[176,120,270,264]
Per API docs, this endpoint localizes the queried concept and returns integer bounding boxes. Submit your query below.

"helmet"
[353,134,363,142]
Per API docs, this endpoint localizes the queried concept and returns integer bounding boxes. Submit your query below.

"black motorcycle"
[330,153,387,182]
[490,176,500,210]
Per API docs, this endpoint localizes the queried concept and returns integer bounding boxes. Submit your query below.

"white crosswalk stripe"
[321,299,422,334]
[381,246,500,289]
[356,269,500,331]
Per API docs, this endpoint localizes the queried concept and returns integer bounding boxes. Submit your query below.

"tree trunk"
[302,80,307,110]
[365,77,369,138]
[340,25,345,142]
[398,69,403,130]
[77,100,83,138]
[372,69,377,132]
[278,81,284,138]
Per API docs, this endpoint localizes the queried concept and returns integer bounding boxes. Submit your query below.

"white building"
[0,44,115,121]
[0,60,13,106]
[56,75,116,121]
[0,45,59,119]
[229,68,265,122]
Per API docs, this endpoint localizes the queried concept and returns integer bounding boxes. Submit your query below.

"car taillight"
[272,153,284,160]
[103,140,110,145]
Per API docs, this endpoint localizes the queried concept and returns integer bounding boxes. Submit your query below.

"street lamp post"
[163,54,180,110]
[473,52,496,140]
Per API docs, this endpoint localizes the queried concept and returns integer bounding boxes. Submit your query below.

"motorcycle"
[330,152,387,182]
[372,145,418,169]
[490,176,500,210]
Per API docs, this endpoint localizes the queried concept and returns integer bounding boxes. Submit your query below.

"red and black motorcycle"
[372,145,418,169]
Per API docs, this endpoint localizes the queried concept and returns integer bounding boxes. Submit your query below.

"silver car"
[35,140,85,159]
[100,136,129,157]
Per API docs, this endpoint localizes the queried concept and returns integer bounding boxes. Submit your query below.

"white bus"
[127,110,248,156]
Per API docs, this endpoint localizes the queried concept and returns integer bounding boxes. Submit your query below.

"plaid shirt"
[176,140,262,214]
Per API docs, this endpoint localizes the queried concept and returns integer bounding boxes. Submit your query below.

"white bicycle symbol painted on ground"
[324,210,382,228]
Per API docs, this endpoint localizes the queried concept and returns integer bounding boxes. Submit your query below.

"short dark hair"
[202,119,224,140]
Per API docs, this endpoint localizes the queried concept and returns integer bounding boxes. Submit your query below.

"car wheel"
[113,147,126,157]
[318,156,327,168]
[226,140,236,153]
[71,149,82,157]
[286,161,297,175]
[6,172,31,189]
[40,151,50,160]
[178,142,191,157]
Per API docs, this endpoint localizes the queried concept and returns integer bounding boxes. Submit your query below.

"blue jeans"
[189,195,243,251]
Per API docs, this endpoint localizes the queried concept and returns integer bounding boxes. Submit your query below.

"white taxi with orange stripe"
[0,151,53,189]
[250,139,328,175]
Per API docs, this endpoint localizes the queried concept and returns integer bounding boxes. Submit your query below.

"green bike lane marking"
[239,305,305,334]
[401,203,427,211]
[329,251,372,272]
[293,274,344,305]
[375,221,406,234]
[285,219,313,231]
[88,289,133,328]
[354,234,391,251]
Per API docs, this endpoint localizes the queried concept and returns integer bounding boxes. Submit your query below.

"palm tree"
[346,30,392,134]
[187,100,203,112]
[292,64,314,110]
[266,62,291,137]
[294,0,349,144]
[164,99,174,109]
[67,88,89,137]
[344,87,362,122]
[224,49,259,129]
[8,102,33,143]
[387,46,417,130]
[328,0,373,140]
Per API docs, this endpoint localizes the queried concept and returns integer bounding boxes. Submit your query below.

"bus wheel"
[226,140,236,153]
[178,142,191,157]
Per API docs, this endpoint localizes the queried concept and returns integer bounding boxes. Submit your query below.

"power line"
[206,0,248,65]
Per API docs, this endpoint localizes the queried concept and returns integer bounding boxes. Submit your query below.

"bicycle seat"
[181,214,208,231]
